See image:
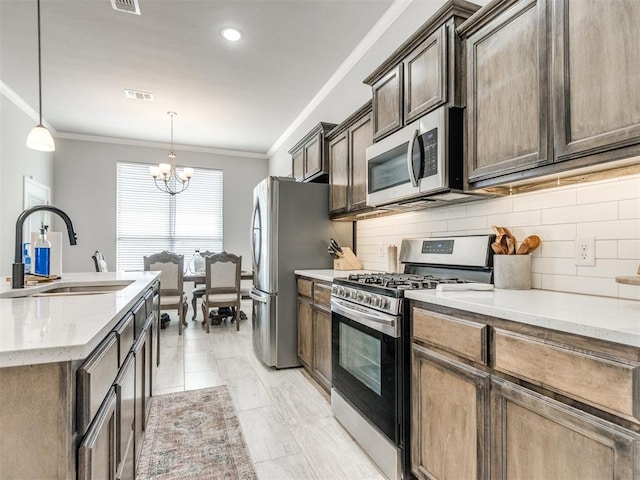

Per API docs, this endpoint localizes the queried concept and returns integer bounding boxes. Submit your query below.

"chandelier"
[149,112,194,195]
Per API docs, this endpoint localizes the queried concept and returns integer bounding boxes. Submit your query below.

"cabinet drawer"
[313,283,332,308]
[114,314,134,367]
[297,278,313,298]
[493,328,640,420]
[413,308,488,364]
[132,299,147,339]
[78,332,119,435]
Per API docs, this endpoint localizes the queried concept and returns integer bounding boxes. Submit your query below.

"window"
[116,162,223,271]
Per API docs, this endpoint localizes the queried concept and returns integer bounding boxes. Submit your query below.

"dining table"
[184,270,253,321]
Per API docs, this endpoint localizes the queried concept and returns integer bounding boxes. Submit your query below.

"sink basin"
[0,280,134,298]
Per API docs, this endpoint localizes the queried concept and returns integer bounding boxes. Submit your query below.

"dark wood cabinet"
[78,388,118,480]
[410,302,640,479]
[460,0,640,189]
[115,354,135,480]
[133,332,146,465]
[462,0,551,183]
[491,377,640,480]
[552,0,640,163]
[364,0,479,141]
[288,123,337,183]
[328,102,374,218]
[296,275,333,392]
[411,344,489,480]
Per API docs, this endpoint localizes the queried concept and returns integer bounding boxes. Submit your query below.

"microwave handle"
[407,129,420,187]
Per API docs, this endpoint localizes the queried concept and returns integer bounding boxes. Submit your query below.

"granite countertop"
[405,288,640,348]
[0,271,160,367]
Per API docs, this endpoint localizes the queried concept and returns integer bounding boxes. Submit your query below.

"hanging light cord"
[36,0,43,126]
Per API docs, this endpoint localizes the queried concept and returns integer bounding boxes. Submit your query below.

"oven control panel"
[331,285,401,316]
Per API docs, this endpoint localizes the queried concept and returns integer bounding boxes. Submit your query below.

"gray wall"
[0,95,54,278]
[53,138,267,272]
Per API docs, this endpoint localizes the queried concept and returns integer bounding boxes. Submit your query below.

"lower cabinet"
[491,377,640,480]
[78,388,118,480]
[411,303,640,480]
[133,330,147,465]
[115,354,135,480]
[296,276,332,392]
[411,345,489,480]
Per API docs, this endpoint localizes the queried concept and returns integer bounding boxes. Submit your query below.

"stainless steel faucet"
[13,205,78,288]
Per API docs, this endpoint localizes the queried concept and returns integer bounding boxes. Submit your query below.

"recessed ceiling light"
[221,28,242,42]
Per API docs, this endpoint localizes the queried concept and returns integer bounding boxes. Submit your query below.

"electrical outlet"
[378,243,385,257]
[574,237,596,266]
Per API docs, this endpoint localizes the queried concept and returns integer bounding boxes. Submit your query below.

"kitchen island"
[0,271,160,480]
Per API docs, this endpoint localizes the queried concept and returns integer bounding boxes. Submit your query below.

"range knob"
[371,296,380,307]
[356,291,364,302]
[344,289,352,299]
[379,297,389,309]
[362,294,371,304]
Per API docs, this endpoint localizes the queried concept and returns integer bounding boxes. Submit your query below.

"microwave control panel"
[420,128,438,177]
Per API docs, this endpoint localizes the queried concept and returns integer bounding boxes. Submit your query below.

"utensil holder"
[494,254,531,290]
[334,247,362,270]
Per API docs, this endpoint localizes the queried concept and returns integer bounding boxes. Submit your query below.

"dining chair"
[200,252,242,333]
[143,251,187,335]
[92,250,108,272]
[191,250,216,320]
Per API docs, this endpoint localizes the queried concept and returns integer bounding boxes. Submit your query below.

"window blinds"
[116,162,223,271]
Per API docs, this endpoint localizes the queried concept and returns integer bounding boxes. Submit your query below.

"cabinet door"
[329,131,349,214]
[372,65,403,140]
[132,334,146,465]
[114,354,135,480]
[304,133,323,179]
[466,0,550,183]
[412,345,489,480]
[312,308,332,392]
[404,25,447,124]
[297,298,313,369]
[349,113,373,210]
[144,321,153,428]
[78,388,117,480]
[292,149,304,182]
[491,377,640,480]
[552,0,640,161]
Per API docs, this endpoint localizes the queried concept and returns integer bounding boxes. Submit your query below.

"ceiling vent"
[125,89,154,101]
[111,0,140,15]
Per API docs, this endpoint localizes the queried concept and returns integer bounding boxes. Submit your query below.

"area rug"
[137,386,257,480]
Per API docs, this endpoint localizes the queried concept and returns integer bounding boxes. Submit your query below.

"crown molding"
[266,0,414,158]
[1,80,57,132]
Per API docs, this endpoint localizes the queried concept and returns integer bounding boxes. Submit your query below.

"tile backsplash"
[355,172,640,300]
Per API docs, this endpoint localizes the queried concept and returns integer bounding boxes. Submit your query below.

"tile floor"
[153,301,386,480]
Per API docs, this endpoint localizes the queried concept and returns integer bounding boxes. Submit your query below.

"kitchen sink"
[0,280,134,298]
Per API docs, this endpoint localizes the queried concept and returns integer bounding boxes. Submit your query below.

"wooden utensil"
[506,235,516,254]
[491,242,506,254]
[517,235,541,254]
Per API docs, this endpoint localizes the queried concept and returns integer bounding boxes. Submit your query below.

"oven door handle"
[331,298,400,337]
[407,128,420,188]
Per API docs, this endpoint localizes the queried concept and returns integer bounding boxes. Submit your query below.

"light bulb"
[26,125,55,152]
[149,166,161,178]
[183,167,194,178]
[221,28,242,42]
[159,163,171,175]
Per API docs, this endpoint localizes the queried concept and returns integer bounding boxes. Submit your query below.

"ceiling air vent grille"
[111,0,140,15]
[124,89,154,101]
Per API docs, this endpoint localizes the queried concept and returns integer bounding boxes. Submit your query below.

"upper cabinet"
[364,0,481,142]
[328,102,374,218]
[460,0,640,189]
[552,0,640,162]
[289,122,337,183]
[462,0,551,183]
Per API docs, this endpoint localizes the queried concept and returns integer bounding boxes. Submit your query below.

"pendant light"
[26,0,55,152]
[149,112,194,195]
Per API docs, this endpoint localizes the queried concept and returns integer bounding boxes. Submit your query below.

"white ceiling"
[0,0,395,156]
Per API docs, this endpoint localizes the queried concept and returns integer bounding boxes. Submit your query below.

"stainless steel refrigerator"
[250,176,352,368]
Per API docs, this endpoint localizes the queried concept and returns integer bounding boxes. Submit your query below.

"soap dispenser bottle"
[23,243,32,274]
[34,225,51,276]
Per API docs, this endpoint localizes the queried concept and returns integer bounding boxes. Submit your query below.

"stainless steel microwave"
[366,106,476,209]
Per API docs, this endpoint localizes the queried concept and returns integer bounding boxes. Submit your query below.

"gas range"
[332,235,496,316]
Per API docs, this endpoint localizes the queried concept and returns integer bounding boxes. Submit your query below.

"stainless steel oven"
[331,284,409,480]
[331,235,495,480]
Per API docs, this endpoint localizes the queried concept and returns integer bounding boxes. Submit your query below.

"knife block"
[334,247,362,270]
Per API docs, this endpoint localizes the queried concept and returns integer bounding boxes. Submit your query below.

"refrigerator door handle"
[250,289,268,303]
